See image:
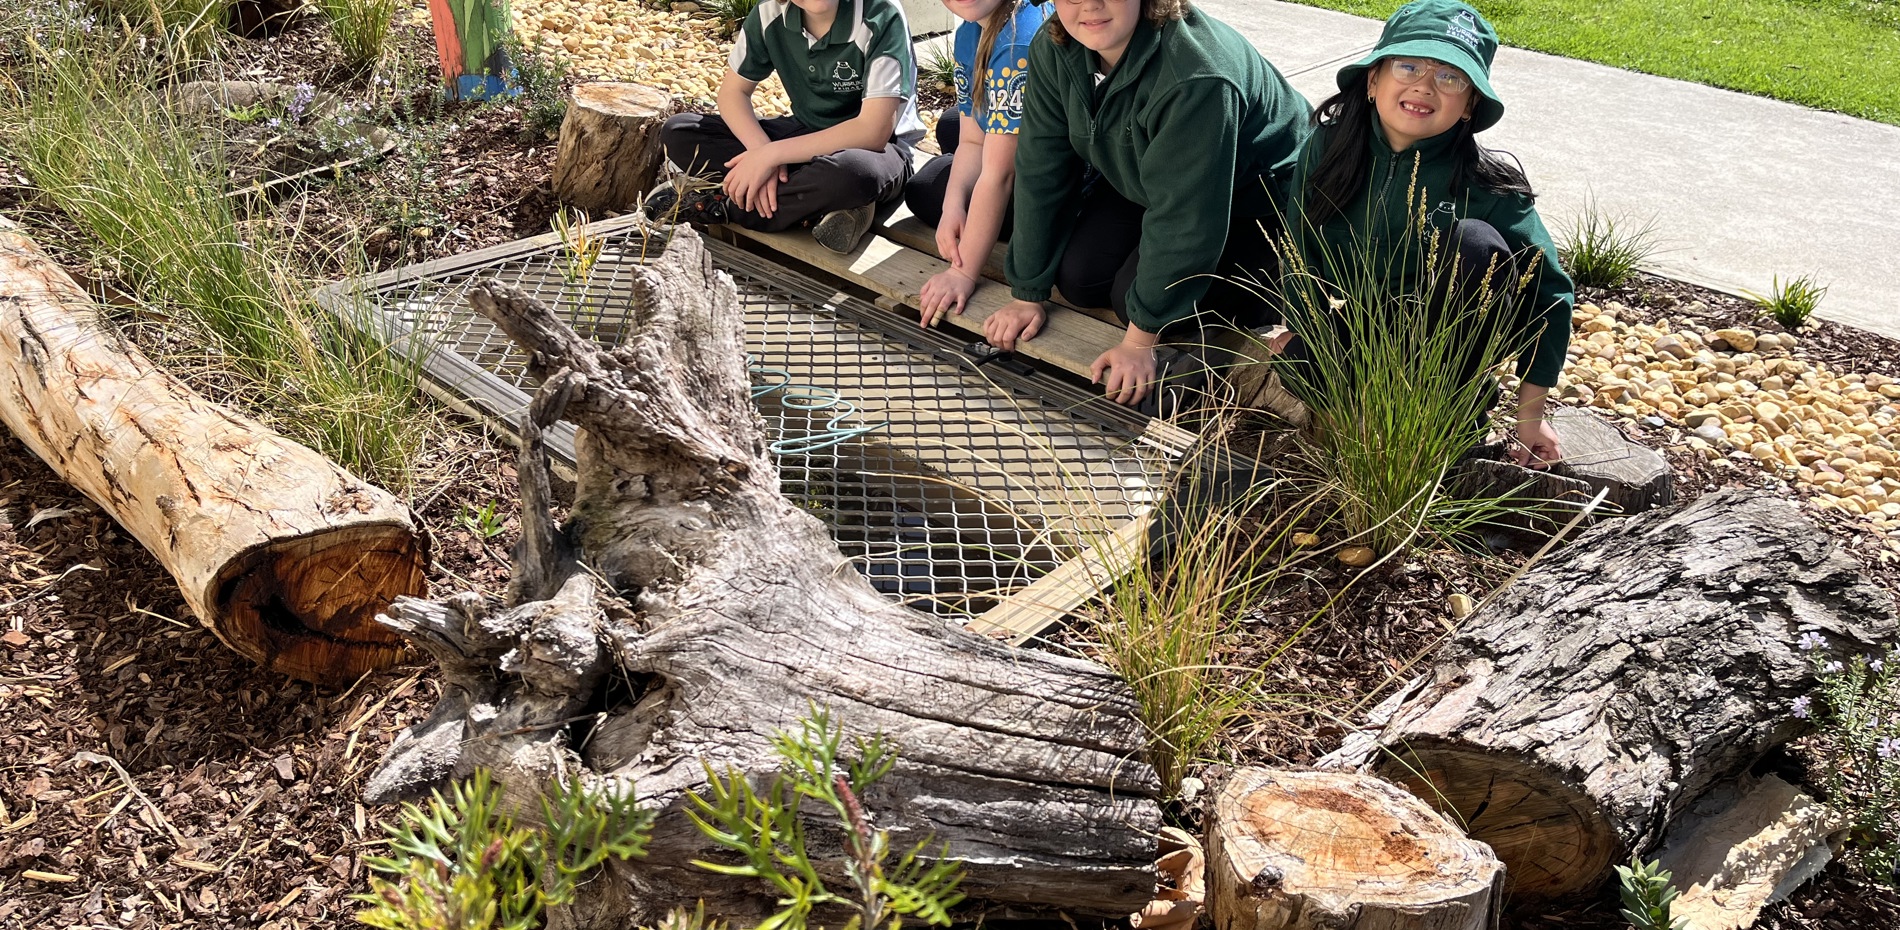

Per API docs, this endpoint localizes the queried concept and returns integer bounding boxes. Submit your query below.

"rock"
[1713,328,1759,352]
[1448,593,1476,619]
[172,80,285,118]
[1292,532,1320,547]
[1653,335,1692,360]
[1656,775,1849,930]
[1754,333,1783,353]
[1694,423,1728,444]
[670,1,700,10]
[1643,415,1667,428]
[1337,546,1375,568]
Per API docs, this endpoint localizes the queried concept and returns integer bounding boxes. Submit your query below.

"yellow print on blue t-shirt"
[983,59,1029,133]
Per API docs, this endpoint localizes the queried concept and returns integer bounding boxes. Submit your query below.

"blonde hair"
[972,0,1021,119]
[1046,0,1189,45]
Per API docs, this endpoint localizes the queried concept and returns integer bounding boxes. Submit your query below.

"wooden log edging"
[0,218,426,684]
[1322,488,1898,900]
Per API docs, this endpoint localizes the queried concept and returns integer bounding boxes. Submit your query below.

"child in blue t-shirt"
[647,0,927,254]
[902,0,1050,325]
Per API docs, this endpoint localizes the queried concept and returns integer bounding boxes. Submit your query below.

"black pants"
[658,113,913,232]
[1277,218,1520,416]
[1053,180,1281,336]
[901,114,1014,236]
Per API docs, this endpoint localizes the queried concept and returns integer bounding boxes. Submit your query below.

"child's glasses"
[1385,57,1473,95]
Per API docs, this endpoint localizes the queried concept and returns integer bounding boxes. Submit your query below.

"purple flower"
[1874,659,1886,673]
[1825,660,1845,674]
[1882,737,1900,759]
[1792,695,1812,719]
[287,82,316,122]
[266,117,282,129]
[1798,631,1827,651]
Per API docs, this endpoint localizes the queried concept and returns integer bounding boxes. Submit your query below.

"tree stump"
[1321,489,1897,900]
[552,83,679,215]
[366,225,1163,924]
[0,219,424,683]
[1545,405,1673,514]
[1206,768,1502,930]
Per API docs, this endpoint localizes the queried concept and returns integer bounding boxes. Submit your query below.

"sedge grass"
[6,20,440,489]
[1558,199,1662,290]
[1273,187,1541,555]
[314,0,401,74]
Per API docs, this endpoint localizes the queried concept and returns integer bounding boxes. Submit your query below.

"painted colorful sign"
[426,0,514,100]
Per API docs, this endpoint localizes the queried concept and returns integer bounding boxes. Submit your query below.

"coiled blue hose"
[749,359,889,455]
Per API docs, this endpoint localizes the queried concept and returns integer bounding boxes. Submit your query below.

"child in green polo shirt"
[645,0,926,253]
[1276,0,1575,468]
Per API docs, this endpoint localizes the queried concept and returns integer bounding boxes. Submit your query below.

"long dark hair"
[1302,83,1534,227]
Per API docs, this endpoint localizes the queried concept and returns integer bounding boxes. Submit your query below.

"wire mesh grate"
[326,219,1183,617]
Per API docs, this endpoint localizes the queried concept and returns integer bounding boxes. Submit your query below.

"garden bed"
[1,1,1897,928]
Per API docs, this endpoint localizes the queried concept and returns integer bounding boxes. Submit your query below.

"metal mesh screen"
[324,219,1184,616]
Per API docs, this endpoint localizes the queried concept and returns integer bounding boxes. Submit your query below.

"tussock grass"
[1274,202,1538,555]
[3,17,440,488]
[314,0,401,74]
[1558,199,1662,289]
[1748,272,1827,330]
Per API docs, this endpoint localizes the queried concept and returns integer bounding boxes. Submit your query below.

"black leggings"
[901,113,1014,236]
[1052,180,1282,336]
[658,112,912,232]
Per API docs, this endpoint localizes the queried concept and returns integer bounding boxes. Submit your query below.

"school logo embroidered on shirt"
[1446,11,1482,49]
[831,59,863,92]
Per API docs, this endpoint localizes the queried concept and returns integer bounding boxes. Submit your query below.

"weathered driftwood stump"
[1207,769,1502,930]
[1323,489,1896,900]
[0,219,423,683]
[366,225,1162,924]
[552,83,679,215]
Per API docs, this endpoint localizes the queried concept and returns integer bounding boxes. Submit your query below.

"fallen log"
[0,219,425,684]
[1322,489,1897,900]
[366,225,1163,924]
[552,83,679,215]
[1206,768,1502,930]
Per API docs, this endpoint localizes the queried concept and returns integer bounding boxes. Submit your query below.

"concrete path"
[1192,0,1899,341]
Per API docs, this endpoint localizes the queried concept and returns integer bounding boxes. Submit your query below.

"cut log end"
[211,525,425,683]
[1375,747,1617,900]
[1209,768,1502,930]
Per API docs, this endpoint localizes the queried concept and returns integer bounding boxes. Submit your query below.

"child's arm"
[936,114,985,266]
[723,99,903,216]
[715,69,773,152]
[920,121,1018,322]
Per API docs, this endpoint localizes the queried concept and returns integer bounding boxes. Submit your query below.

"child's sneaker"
[642,181,731,226]
[812,204,875,253]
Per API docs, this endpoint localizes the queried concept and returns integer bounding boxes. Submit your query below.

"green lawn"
[1289,0,1900,125]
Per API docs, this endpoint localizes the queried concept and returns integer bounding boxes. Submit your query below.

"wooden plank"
[877,213,1120,325]
[726,224,1124,379]
[967,512,1152,644]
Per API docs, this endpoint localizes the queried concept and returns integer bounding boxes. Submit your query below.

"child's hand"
[1511,417,1563,470]
[1092,340,1159,407]
[983,299,1046,350]
[722,149,790,218]
[935,210,966,269]
[918,268,979,328]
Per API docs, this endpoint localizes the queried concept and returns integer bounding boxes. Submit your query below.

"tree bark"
[1321,489,1897,900]
[1206,768,1501,930]
[366,225,1163,924]
[0,219,424,684]
[552,83,679,216]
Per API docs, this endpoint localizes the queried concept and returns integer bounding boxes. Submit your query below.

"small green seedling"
[1747,273,1826,330]
[457,500,507,539]
[1615,854,1688,930]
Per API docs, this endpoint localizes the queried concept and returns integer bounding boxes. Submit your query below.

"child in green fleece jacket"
[988,0,1311,409]
[1278,0,1574,467]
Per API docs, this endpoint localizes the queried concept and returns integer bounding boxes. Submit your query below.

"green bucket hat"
[1335,0,1505,133]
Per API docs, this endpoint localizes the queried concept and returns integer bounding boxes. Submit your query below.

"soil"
[3,8,1899,930]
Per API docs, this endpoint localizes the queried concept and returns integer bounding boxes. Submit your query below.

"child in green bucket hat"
[1275,0,1575,469]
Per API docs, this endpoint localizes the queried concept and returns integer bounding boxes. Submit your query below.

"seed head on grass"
[1271,190,1543,556]
[1746,273,1826,330]
[1558,199,1661,289]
